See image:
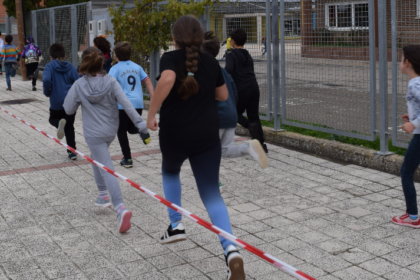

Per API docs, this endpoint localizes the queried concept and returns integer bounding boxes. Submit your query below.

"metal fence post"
[150,50,160,89]
[265,0,272,121]
[86,1,92,47]
[271,0,282,131]
[49,9,55,45]
[71,5,78,68]
[376,0,393,156]
[391,0,398,147]
[31,11,37,43]
[279,0,286,130]
[368,0,377,141]
[5,15,10,35]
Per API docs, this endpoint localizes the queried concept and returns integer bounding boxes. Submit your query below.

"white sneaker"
[160,222,187,244]
[57,119,66,140]
[248,140,268,169]
[225,245,245,280]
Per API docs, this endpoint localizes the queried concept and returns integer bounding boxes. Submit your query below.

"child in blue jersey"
[109,42,154,168]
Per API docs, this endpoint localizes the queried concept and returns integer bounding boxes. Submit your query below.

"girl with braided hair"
[147,15,245,280]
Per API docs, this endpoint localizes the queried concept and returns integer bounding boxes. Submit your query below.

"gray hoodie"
[63,74,148,139]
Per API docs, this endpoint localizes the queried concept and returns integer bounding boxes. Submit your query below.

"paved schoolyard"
[0,76,417,280]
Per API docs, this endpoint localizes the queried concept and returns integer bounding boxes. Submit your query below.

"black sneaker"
[225,245,245,280]
[32,86,36,91]
[160,223,187,244]
[6,87,11,91]
[68,152,77,160]
[120,158,133,168]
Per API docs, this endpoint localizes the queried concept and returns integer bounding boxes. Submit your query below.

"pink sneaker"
[392,212,420,228]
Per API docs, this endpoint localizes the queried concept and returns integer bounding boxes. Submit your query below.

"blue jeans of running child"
[4,64,16,89]
[160,136,235,250]
[401,134,420,215]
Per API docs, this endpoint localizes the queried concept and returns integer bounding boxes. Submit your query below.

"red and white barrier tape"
[0,107,316,280]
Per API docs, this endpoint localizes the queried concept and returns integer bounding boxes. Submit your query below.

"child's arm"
[42,64,52,97]
[403,84,420,133]
[63,83,80,115]
[225,53,234,74]
[0,47,5,63]
[144,79,154,100]
[113,79,148,134]
[16,47,21,63]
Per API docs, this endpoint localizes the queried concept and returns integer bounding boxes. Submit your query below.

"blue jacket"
[43,60,79,110]
[217,67,238,129]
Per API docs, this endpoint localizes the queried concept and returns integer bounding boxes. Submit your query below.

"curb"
[235,125,417,180]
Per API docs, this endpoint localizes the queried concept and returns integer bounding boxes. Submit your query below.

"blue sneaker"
[117,207,132,233]
[95,196,111,208]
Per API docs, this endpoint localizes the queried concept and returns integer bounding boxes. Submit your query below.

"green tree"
[108,0,213,57]
[3,0,42,17]
[4,0,85,17]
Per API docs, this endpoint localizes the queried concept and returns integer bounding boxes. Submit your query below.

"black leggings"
[49,109,76,152]
[25,62,38,86]
[117,109,143,159]
[236,82,265,145]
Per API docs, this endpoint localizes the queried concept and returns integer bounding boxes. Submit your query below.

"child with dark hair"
[0,32,3,76]
[63,47,150,233]
[147,16,245,280]
[203,31,267,169]
[43,43,79,160]
[93,36,112,73]
[22,35,42,91]
[393,45,420,228]
[0,35,21,91]
[109,41,154,168]
[226,28,268,153]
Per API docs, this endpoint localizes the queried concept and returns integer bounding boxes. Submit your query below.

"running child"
[225,28,268,153]
[0,35,21,91]
[43,43,79,160]
[109,41,155,168]
[63,47,150,234]
[22,35,42,91]
[147,16,245,280]
[93,36,112,73]
[203,31,268,169]
[0,32,4,76]
[392,45,420,228]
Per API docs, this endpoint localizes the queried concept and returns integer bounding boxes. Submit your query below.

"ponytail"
[172,15,204,100]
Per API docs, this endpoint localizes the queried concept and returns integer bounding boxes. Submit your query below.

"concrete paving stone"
[359,257,400,276]
[290,245,330,262]
[161,263,206,279]
[148,252,186,270]
[310,255,352,273]
[296,230,331,244]
[191,256,225,274]
[381,248,420,267]
[244,259,279,278]
[8,269,48,280]
[383,268,420,280]
[85,267,124,280]
[342,207,373,218]
[332,266,378,280]
[1,257,39,275]
[175,247,214,263]
[55,274,88,280]
[315,239,353,254]
[117,259,157,277]
[36,252,82,278]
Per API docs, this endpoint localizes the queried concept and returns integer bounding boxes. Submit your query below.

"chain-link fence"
[391,0,419,149]
[12,2,91,68]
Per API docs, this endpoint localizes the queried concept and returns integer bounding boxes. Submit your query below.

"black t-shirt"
[158,50,225,142]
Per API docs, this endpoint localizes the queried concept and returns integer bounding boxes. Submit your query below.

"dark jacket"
[102,52,112,73]
[225,48,257,92]
[43,60,79,110]
[217,68,238,129]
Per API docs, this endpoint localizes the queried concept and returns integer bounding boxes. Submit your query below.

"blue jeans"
[401,134,420,215]
[160,137,235,250]
[4,64,16,88]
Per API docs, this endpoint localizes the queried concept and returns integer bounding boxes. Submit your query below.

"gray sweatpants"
[86,136,124,209]
[219,128,249,158]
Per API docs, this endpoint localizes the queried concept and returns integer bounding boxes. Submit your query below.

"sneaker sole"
[392,219,420,229]
[228,256,245,280]
[159,233,187,244]
[121,165,133,168]
[95,202,112,208]
[68,155,77,160]
[119,210,132,233]
[251,140,268,169]
[57,119,66,140]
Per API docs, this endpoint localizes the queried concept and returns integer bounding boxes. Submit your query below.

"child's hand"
[402,114,409,123]
[402,122,416,134]
[147,116,158,131]
[139,132,151,145]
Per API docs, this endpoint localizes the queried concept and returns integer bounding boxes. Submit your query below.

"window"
[326,2,369,30]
